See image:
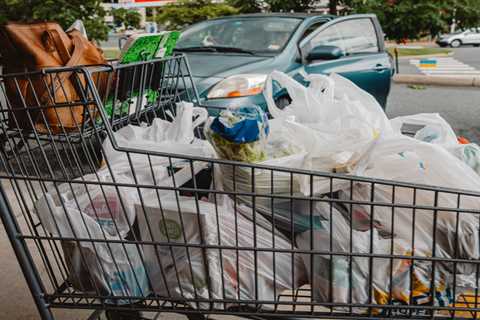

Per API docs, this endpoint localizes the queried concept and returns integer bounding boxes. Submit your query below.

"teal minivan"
[175,13,393,111]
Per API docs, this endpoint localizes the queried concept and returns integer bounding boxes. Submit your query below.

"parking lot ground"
[387,83,480,143]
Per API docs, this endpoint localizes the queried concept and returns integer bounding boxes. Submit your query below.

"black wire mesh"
[1,56,480,320]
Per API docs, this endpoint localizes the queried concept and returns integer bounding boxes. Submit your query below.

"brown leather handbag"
[0,22,107,133]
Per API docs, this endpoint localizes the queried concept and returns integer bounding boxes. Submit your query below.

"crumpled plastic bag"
[34,102,213,300]
[136,194,307,309]
[262,71,392,194]
[345,134,480,274]
[103,101,214,170]
[296,199,468,313]
[390,113,480,175]
[296,201,411,308]
[205,105,269,163]
[35,168,150,300]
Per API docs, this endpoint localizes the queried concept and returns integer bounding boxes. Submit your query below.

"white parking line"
[410,57,479,76]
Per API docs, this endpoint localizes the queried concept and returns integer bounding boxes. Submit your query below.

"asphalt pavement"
[453,46,480,70]
[387,82,480,143]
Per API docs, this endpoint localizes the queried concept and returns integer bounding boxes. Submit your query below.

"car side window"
[310,18,379,55]
[300,22,326,41]
[309,24,345,51]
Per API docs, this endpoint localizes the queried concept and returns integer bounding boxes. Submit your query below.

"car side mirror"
[306,45,345,61]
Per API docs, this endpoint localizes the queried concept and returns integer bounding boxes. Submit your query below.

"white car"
[437,28,480,48]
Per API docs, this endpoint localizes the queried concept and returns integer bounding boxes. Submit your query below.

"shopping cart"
[1,56,480,320]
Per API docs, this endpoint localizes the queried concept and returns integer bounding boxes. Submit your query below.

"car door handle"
[374,64,389,72]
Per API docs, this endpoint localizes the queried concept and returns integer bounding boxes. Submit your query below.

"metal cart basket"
[1,56,480,320]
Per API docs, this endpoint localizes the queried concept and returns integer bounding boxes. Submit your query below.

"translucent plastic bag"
[136,194,307,310]
[296,200,464,311]
[451,143,480,175]
[263,71,391,133]
[205,105,269,162]
[103,101,213,170]
[212,117,313,233]
[390,113,458,146]
[295,202,412,309]
[35,172,150,299]
[348,136,480,273]
[390,113,480,175]
[263,71,391,192]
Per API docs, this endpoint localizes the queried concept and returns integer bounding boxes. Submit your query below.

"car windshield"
[176,17,302,54]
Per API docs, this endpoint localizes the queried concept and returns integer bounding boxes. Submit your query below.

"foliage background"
[0,0,109,41]
[111,8,142,29]
[156,0,239,30]
[1,0,480,42]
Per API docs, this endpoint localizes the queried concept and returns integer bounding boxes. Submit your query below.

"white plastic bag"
[214,118,310,232]
[390,113,458,147]
[263,71,335,123]
[391,113,480,175]
[103,102,214,169]
[451,143,480,175]
[136,194,307,309]
[35,172,150,299]
[296,200,464,310]
[263,71,391,134]
[296,202,413,309]
[348,136,480,272]
[262,71,391,190]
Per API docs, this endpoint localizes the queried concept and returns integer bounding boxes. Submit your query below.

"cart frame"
[1,56,480,320]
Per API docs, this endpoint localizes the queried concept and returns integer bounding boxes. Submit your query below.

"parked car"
[437,28,480,48]
[175,13,394,111]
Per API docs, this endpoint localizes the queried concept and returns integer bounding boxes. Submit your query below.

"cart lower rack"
[1,57,480,320]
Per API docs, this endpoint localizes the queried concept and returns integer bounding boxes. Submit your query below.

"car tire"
[450,40,462,48]
[474,44,480,47]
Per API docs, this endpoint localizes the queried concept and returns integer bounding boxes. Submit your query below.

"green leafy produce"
[210,132,266,163]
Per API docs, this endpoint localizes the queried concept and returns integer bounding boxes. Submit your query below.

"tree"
[112,8,142,29]
[226,0,263,13]
[0,0,109,41]
[343,0,449,41]
[343,0,480,41]
[156,0,239,30]
[443,0,480,30]
[125,10,142,29]
[111,8,128,28]
[265,0,316,12]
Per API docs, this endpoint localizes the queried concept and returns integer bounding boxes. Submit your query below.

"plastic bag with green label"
[136,195,307,309]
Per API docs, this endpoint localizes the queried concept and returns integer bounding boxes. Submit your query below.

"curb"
[393,74,480,87]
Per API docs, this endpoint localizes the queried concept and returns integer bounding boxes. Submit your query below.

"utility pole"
[329,0,338,15]
[450,8,457,33]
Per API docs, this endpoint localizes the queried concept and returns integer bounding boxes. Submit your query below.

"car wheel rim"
[452,41,461,47]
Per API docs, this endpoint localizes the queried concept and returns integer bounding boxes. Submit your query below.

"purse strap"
[37,29,89,130]
[44,29,87,67]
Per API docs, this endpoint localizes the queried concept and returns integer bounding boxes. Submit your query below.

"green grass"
[387,47,452,57]
[102,48,120,60]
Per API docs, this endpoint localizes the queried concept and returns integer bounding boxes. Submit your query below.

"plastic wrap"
[205,106,269,162]
[136,194,307,309]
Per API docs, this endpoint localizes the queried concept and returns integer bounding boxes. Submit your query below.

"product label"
[159,218,182,240]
